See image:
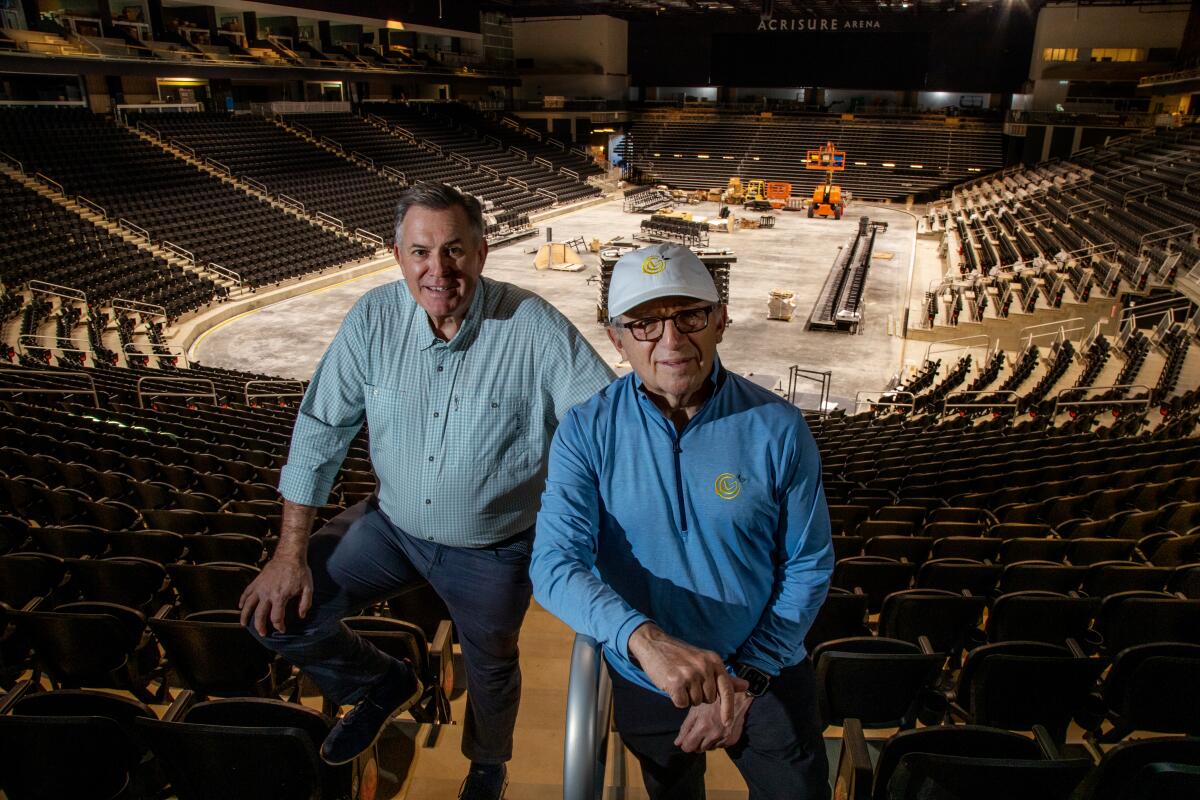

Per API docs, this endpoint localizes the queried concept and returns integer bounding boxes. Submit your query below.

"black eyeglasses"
[613,305,715,342]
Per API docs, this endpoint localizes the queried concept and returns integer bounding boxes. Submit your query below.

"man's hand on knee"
[239,556,314,636]
[628,622,747,722]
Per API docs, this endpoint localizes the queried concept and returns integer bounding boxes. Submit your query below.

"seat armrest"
[162,689,196,721]
[1032,724,1061,759]
[837,718,873,800]
[0,679,34,714]
[153,603,174,620]
[430,618,455,696]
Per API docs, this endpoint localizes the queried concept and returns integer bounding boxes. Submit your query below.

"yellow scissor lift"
[806,141,846,219]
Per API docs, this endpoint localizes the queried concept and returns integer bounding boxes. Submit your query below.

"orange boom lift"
[806,141,846,219]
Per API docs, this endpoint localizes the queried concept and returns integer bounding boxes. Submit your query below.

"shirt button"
[433,411,439,417]
[428,456,434,462]
[437,365,444,372]
[425,499,431,505]
[427,536,434,540]
[491,401,499,408]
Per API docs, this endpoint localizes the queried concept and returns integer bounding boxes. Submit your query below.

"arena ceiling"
[486,0,1185,16]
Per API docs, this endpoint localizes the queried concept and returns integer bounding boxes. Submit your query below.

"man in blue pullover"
[532,243,834,800]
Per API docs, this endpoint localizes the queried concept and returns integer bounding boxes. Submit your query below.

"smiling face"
[394,203,488,336]
[607,296,727,411]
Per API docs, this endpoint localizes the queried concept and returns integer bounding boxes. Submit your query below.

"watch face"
[737,666,770,697]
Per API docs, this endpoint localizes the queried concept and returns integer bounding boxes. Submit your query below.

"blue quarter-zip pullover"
[532,361,834,695]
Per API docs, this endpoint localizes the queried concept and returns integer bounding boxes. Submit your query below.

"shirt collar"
[418,277,488,352]
[631,352,726,425]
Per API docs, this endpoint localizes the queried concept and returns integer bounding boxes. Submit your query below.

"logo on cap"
[641,255,666,275]
[714,472,741,500]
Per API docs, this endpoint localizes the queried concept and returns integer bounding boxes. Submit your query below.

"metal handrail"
[507,177,529,190]
[244,379,306,407]
[561,167,581,180]
[124,341,189,365]
[320,136,344,153]
[1052,385,1152,416]
[118,218,151,242]
[28,279,86,302]
[76,195,107,219]
[137,121,161,139]
[0,149,24,173]
[855,390,915,414]
[243,177,269,196]
[205,158,230,175]
[136,376,216,408]
[316,211,344,230]
[170,139,196,158]
[351,150,374,168]
[563,634,620,800]
[509,145,528,160]
[1019,317,1087,349]
[382,166,406,183]
[534,156,555,170]
[450,153,471,168]
[923,333,992,364]
[34,172,64,195]
[278,194,305,212]
[17,334,90,357]
[786,366,832,414]
[942,390,1019,416]
[111,298,167,318]
[206,262,243,286]
[0,369,99,407]
[161,241,196,266]
[355,229,386,249]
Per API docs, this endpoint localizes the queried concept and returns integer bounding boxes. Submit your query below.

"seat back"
[987,592,1098,645]
[1096,592,1200,654]
[887,751,1091,800]
[0,714,137,800]
[956,641,1105,743]
[813,637,943,729]
[184,698,350,800]
[167,562,258,612]
[1075,736,1200,800]
[1101,643,1200,738]
[878,590,986,654]
[805,588,869,652]
[872,724,1043,800]
[148,611,275,697]
[135,716,323,800]
[66,557,166,608]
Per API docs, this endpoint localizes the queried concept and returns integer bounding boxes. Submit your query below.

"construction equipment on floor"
[806,141,846,220]
[743,179,772,211]
[766,182,792,210]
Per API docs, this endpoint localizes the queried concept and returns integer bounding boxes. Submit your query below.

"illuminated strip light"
[967,167,982,172]
[882,162,896,168]
[855,161,868,166]
[722,155,734,160]
[673,154,682,158]
[910,164,924,169]
[697,154,709,159]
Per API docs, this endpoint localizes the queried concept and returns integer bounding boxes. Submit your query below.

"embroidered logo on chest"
[714,472,742,500]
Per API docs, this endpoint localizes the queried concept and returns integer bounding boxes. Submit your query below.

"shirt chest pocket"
[449,394,531,474]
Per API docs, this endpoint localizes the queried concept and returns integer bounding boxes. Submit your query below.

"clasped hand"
[627,622,753,751]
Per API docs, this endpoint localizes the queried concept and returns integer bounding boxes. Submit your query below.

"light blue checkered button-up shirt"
[278,276,615,547]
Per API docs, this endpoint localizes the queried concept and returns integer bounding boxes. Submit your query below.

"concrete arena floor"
[192,198,916,411]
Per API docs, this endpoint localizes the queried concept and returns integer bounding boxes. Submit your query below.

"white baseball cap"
[607,243,719,319]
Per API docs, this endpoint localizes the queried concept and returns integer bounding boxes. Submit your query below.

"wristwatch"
[734,663,771,698]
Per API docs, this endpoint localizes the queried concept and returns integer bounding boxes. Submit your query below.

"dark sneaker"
[458,763,508,800]
[320,658,423,765]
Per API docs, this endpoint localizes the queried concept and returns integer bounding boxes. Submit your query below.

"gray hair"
[393,183,485,247]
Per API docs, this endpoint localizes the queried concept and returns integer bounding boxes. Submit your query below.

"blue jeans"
[253,498,533,764]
